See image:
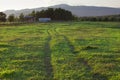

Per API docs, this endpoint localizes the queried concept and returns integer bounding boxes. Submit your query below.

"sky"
[0,0,120,11]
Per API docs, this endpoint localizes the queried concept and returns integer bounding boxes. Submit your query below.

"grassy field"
[0,22,120,80]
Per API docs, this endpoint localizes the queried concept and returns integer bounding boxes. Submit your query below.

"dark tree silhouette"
[0,12,6,22]
[28,8,74,21]
[8,14,15,22]
[79,14,120,22]
[19,13,24,22]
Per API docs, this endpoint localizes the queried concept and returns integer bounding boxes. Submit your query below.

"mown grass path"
[44,29,53,80]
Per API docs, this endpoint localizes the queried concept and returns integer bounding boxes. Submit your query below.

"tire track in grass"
[62,35,92,70]
[44,29,53,80]
[53,26,76,54]
[48,23,111,79]
[53,26,92,71]
[61,35,76,54]
[50,24,92,78]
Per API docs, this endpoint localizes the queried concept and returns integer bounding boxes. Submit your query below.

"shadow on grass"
[82,46,99,50]
[0,44,12,48]
[108,26,120,29]
[92,73,108,80]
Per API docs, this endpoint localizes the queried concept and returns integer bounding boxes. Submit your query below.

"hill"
[4,4,120,17]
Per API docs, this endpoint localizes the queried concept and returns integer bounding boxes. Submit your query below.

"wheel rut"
[44,29,53,80]
[53,27,76,54]
[47,24,92,78]
[53,26,91,71]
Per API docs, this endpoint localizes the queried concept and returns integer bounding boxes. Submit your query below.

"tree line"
[1,8,120,22]
[79,14,120,21]
[29,8,75,21]
[0,8,75,22]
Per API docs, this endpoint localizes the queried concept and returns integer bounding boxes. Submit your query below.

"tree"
[35,11,39,20]
[19,13,24,22]
[54,8,73,20]
[14,17,19,22]
[8,14,15,22]
[29,10,36,17]
[0,12,6,22]
[29,8,74,21]
[38,10,47,18]
[45,8,54,19]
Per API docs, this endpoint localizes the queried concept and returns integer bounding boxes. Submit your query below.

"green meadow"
[0,22,120,80]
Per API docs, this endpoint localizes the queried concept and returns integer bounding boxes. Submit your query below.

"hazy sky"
[0,0,120,11]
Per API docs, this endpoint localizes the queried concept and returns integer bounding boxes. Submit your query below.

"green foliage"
[19,13,24,22]
[0,12,6,22]
[29,10,36,17]
[79,14,120,21]
[8,14,15,22]
[29,8,74,21]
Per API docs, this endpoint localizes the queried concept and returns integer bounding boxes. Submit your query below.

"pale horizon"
[0,0,120,11]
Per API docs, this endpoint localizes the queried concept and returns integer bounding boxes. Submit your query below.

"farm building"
[39,18,51,22]
[24,16,35,22]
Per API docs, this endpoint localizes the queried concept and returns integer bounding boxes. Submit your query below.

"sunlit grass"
[0,21,120,80]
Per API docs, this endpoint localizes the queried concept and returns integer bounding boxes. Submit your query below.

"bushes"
[79,14,120,22]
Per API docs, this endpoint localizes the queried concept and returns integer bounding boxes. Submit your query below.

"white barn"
[39,18,51,22]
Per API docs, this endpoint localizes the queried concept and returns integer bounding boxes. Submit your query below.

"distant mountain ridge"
[4,4,120,17]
